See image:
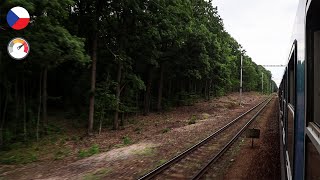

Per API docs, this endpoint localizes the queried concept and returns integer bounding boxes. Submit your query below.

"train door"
[306,0,320,179]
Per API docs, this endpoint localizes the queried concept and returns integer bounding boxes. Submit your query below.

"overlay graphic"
[7,7,30,30]
[7,38,30,60]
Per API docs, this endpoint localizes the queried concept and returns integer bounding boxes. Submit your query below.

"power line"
[261,65,285,67]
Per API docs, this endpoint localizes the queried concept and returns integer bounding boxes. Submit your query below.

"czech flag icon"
[7,7,30,30]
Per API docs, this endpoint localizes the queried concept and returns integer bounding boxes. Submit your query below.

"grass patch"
[122,136,132,145]
[134,127,142,134]
[226,101,238,109]
[78,144,100,158]
[0,151,38,164]
[162,128,170,133]
[188,115,197,125]
[113,144,124,148]
[200,113,210,120]
[70,135,80,142]
[54,148,71,160]
[0,134,71,164]
[157,159,167,167]
[133,147,155,156]
[83,168,112,180]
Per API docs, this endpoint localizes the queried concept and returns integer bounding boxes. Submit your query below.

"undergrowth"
[78,144,100,158]
[0,134,72,164]
[188,115,197,124]
[122,136,132,145]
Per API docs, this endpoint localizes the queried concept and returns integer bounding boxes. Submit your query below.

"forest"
[0,0,276,147]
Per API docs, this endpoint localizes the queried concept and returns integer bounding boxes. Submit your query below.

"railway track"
[138,96,273,180]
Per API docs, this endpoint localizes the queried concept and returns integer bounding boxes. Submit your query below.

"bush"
[78,144,100,158]
[0,152,38,164]
[122,136,132,145]
[162,128,170,133]
[188,115,197,125]
[54,148,71,160]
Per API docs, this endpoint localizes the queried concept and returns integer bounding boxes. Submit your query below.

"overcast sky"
[213,0,300,86]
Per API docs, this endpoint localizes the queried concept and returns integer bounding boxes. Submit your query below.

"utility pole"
[261,73,264,94]
[240,55,243,106]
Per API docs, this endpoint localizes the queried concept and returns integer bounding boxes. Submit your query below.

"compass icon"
[7,37,30,60]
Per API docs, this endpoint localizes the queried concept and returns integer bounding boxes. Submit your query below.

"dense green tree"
[0,0,88,143]
[0,0,277,146]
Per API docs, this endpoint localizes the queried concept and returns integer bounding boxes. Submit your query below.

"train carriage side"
[281,42,297,180]
[280,0,320,179]
[305,0,320,179]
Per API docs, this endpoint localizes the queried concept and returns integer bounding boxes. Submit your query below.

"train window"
[306,1,320,179]
[313,31,320,126]
[307,0,320,127]
[288,51,295,107]
[284,45,296,174]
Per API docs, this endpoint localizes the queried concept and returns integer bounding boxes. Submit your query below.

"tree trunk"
[42,67,48,130]
[114,63,122,130]
[36,71,42,141]
[136,93,139,116]
[88,30,98,135]
[99,109,104,134]
[23,76,27,141]
[207,80,210,100]
[157,64,164,111]
[144,68,153,115]
[120,112,125,127]
[0,51,3,146]
[168,79,172,98]
[204,80,207,100]
[0,87,8,147]
[180,80,184,92]
[188,80,192,94]
[88,0,103,135]
[0,85,2,146]
[209,79,212,99]
[15,76,19,134]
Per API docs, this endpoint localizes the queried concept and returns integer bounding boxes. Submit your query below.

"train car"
[279,0,320,179]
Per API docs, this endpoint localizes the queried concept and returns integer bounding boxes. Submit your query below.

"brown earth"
[223,97,280,180]
[0,92,265,180]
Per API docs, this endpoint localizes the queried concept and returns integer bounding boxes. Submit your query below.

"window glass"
[314,31,320,126]
[289,63,294,106]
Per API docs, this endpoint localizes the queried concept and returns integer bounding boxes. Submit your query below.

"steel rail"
[138,97,271,180]
[192,97,273,180]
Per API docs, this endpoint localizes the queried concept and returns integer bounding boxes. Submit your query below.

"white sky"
[213,0,300,86]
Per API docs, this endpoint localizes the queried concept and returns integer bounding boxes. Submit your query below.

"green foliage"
[133,147,155,156]
[122,136,132,145]
[83,168,112,180]
[162,128,170,133]
[78,144,100,158]
[54,148,71,160]
[175,92,199,106]
[0,152,38,164]
[0,0,278,147]
[188,115,197,125]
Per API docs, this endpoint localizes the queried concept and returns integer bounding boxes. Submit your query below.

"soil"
[0,92,265,180]
[223,97,280,180]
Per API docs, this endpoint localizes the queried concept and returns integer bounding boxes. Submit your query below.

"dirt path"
[0,92,265,180]
[223,97,280,180]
